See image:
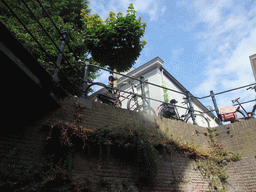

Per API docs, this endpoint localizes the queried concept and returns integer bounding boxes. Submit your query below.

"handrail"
[3,0,255,125]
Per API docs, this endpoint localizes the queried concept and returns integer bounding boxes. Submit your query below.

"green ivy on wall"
[162,83,169,103]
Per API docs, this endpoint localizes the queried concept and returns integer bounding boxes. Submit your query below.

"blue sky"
[89,0,256,113]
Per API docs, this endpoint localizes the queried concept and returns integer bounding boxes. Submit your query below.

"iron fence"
[79,61,256,126]
[3,0,256,126]
[2,0,82,95]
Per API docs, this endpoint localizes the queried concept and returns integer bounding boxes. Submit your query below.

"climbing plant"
[162,82,169,103]
[0,100,241,191]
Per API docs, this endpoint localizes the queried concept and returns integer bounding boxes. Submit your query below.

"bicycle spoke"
[185,114,210,127]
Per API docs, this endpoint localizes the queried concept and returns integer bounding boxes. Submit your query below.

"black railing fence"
[2,0,83,95]
[79,61,256,126]
[3,0,256,125]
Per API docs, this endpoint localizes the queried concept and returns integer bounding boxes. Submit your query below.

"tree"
[81,3,147,72]
[1,1,147,96]
[0,0,98,96]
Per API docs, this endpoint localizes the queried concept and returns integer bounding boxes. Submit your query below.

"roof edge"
[118,57,164,83]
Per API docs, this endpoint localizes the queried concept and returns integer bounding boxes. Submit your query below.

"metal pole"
[210,90,223,125]
[140,76,146,113]
[187,91,197,125]
[81,59,90,98]
[53,31,67,82]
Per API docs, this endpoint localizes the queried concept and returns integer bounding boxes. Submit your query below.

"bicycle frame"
[176,101,192,121]
[158,99,191,121]
[232,98,249,117]
[231,85,256,118]
[84,76,122,107]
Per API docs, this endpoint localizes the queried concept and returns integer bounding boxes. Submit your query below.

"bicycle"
[157,97,210,127]
[125,79,156,116]
[84,75,122,107]
[231,85,256,120]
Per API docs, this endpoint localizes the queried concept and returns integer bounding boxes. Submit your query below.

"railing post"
[53,31,67,82]
[210,90,223,125]
[81,59,90,98]
[140,76,146,113]
[187,91,197,125]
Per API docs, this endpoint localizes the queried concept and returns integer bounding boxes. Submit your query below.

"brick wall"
[0,96,255,191]
[214,119,256,192]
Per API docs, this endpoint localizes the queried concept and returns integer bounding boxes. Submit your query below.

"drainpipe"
[160,67,165,101]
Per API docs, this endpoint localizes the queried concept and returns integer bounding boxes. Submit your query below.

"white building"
[249,53,256,82]
[88,57,219,127]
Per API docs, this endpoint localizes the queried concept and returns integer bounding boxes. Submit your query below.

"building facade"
[89,57,219,127]
[117,57,219,127]
[250,53,256,82]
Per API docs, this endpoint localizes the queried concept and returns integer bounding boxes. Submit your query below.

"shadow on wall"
[48,97,211,191]
[0,96,250,191]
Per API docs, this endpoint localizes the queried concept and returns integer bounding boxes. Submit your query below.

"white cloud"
[179,0,256,112]
[171,47,184,60]
[89,0,166,22]
[161,6,167,15]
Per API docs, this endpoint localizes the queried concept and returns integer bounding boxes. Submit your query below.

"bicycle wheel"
[236,110,246,119]
[114,99,122,108]
[158,105,165,118]
[84,82,109,98]
[135,105,156,116]
[185,114,210,127]
[85,82,122,107]
[127,97,156,116]
[234,110,247,122]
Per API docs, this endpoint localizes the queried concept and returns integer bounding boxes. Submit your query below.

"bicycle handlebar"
[247,85,256,92]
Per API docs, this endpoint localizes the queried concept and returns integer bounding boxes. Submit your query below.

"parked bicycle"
[231,85,256,119]
[219,85,256,123]
[125,79,156,116]
[157,97,210,127]
[84,75,122,107]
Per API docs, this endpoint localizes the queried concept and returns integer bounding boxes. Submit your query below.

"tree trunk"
[113,68,118,89]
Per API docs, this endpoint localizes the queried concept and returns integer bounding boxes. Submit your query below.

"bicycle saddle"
[231,97,240,103]
[109,76,117,82]
[170,99,178,104]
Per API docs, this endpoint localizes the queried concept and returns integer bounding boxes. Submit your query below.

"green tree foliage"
[0,1,147,96]
[81,3,147,72]
[0,0,99,96]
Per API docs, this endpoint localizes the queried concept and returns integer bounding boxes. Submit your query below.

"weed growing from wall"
[48,121,162,184]
[193,128,241,192]
[45,120,241,191]
[0,97,241,192]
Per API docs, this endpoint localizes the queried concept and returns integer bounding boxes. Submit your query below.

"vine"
[0,108,241,191]
[193,128,241,192]
[74,101,87,123]
[162,83,169,103]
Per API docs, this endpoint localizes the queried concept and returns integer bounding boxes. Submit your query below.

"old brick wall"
[72,149,209,192]
[0,96,255,191]
[214,119,256,192]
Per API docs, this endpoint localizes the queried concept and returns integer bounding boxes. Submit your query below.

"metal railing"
[78,61,207,126]
[2,0,82,95]
[3,0,255,126]
[79,61,256,126]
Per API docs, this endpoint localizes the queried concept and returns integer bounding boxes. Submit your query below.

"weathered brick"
[0,97,255,191]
